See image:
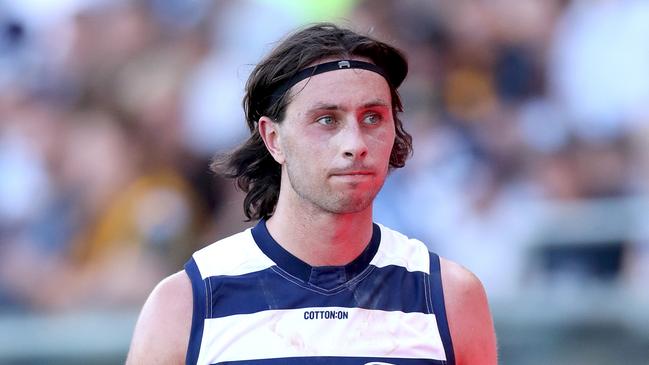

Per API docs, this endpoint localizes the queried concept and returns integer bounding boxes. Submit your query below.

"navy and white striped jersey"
[184,220,455,365]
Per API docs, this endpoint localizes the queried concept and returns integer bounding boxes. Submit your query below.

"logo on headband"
[269,60,391,105]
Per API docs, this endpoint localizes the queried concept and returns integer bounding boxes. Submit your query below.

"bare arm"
[440,257,498,365]
[126,271,192,365]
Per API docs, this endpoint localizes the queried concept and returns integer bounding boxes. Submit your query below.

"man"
[127,23,497,365]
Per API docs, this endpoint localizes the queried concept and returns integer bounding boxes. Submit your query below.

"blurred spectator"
[549,0,649,138]
[182,0,301,156]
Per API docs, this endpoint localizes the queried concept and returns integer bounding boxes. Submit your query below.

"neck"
[266,194,374,267]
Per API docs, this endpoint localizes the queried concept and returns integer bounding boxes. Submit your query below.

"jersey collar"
[251,219,381,290]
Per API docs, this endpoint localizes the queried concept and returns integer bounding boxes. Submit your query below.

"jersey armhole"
[184,257,207,365]
[429,252,456,365]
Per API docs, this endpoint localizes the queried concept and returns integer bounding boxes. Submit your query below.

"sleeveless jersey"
[184,220,455,365]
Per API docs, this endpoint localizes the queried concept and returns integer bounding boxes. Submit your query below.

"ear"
[258,116,285,164]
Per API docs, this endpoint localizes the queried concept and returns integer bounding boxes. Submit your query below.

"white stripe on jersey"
[197,307,447,364]
[371,225,431,274]
[193,229,275,279]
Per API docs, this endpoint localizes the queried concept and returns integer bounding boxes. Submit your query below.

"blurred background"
[0,0,648,364]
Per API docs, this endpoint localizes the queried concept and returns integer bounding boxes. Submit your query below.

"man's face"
[276,64,396,215]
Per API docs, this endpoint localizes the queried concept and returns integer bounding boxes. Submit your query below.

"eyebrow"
[361,99,390,109]
[306,99,390,114]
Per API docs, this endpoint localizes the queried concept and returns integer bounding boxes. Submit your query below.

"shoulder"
[439,257,498,365]
[126,271,192,365]
[439,257,484,299]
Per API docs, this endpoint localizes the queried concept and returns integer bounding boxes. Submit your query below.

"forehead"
[285,68,392,113]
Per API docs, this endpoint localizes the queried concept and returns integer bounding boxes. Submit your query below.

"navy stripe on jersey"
[185,258,207,365]
[204,264,429,319]
[428,253,455,365]
[213,356,447,365]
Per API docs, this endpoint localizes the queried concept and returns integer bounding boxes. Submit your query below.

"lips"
[329,170,375,184]
[332,171,374,176]
[330,170,374,177]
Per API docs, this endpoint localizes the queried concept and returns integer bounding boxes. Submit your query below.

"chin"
[323,194,375,214]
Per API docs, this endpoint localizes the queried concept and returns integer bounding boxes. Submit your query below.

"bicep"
[126,271,193,365]
[440,258,498,365]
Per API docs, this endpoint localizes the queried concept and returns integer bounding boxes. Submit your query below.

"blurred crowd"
[1,0,648,313]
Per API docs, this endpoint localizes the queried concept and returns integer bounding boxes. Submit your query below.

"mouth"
[329,170,375,183]
[330,170,374,177]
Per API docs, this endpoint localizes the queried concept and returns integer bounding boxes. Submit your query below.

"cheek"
[283,138,323,173]
[386,128,397,151]
[371,127,396,158]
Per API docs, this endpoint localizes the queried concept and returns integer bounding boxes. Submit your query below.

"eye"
[362,112,382,125]
[316,115,335,126]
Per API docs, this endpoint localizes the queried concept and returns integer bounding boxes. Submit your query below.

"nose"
[339,121,368,160]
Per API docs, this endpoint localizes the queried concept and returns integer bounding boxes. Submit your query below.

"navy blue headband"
[269,60,391,105]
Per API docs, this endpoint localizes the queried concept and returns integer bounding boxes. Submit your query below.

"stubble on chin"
[288,174,380,215]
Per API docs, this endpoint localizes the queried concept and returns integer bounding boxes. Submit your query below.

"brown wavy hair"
[212,23,412,221]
